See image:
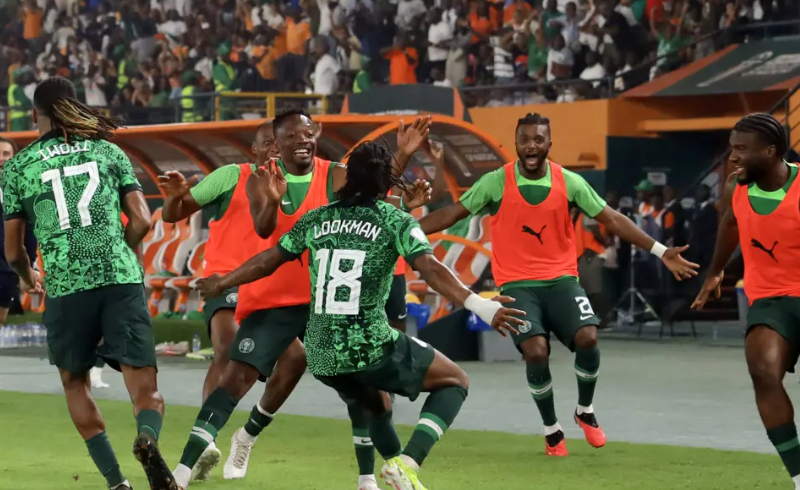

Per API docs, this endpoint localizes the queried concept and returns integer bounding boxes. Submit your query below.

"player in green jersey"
[1,77,176,490]
[197,141,525,490]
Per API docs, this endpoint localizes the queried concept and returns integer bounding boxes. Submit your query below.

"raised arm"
[158,171,201,222]
[692,173,739,309]
[331,116,433,195]
[246,163,284,239]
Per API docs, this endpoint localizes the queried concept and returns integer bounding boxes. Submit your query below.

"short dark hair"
[273,108,310,133]
[733,113,788,157]
[0,136,18,154]
[516,112,550,131]
[336,142,405,206]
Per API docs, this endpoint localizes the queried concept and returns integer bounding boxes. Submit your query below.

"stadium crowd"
[0,0,793,125]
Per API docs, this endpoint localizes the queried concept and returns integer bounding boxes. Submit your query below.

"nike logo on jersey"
[397,313,408,320]
[751,238,778,262]
[521,224,547,244]
[580,314,593,320]
[282,200,291,205]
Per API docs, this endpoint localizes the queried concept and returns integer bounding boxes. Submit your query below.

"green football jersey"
[278,199,433,376]
[1,132,144,297]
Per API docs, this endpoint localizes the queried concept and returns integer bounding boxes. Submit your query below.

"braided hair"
[336,142,407,207]
[516,112,550,130]
[33,76,123,141]
[733,113,788,157]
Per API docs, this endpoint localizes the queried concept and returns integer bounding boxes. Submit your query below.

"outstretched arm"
[418,202,471,234]
[594,205,699,280]
[411,253,524,335]
[197,247,289,296]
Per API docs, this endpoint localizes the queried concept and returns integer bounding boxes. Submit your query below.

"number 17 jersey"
[1,133,144,297]
[278,199,433,376]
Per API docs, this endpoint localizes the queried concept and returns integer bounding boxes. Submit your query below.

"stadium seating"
[165,241,207,317]
[146,212,202,316]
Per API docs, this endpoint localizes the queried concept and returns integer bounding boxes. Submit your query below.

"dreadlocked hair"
[517,112,550,130]
[33,76,123,141]
[337,142,407,207]
[733,112,788,157]
[273,107,310,133]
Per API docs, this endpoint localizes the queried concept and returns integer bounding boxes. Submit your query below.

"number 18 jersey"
[278,199,433,376]
[1,133,144,297]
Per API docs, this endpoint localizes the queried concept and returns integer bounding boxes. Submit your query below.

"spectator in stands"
[7,70,32,131]
[383,33,418,85]
[214,44,239,121]
[0,0,781,121]
[310,36,340,95]
[428,8,453,74]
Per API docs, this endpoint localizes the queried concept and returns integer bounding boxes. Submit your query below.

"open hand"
[490,295,526,337]
[157,171,192,197]
[402,179,433,209]
[397,116,432,156]
[661,245,700,281]
[196,273,225,298]
[691,271,724,310]
[247,160,286,203]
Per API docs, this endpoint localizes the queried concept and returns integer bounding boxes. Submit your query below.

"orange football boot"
[574,411,606,448]
[545,432,569,457]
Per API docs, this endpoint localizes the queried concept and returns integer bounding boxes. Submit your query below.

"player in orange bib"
[170,110,433,490]
[158,120,280,480]
[419,112,698,456]
[692,114,800,490]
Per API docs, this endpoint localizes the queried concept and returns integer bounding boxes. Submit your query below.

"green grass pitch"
[0,391,790,489]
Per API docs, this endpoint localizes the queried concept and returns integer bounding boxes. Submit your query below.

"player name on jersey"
[36,140,91,161]
[313,219,381,242]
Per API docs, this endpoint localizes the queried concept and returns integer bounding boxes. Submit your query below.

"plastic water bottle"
[21,323,32,347]
[0,326,8,348]
[8,325,18,348]
[32,324,44,346]
[192,333,201,353]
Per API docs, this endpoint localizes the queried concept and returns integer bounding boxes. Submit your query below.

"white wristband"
[650,241,667,258]
[464,293,502,326]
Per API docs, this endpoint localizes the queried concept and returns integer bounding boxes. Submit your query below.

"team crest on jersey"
[519,321,532,334]
[226,293,238,304]
[239,338,255,353]
[410,227,429,244]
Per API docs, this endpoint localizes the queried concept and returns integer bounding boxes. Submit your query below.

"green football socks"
[575,345,600,408]
[527,361,558,426]
[402,385,468,466]
[179,388,239,468]
[135,409,162,440]
[85,432,126,489]
[348,404,376,476]
[243,403,274,437]
[768,423,800,477]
